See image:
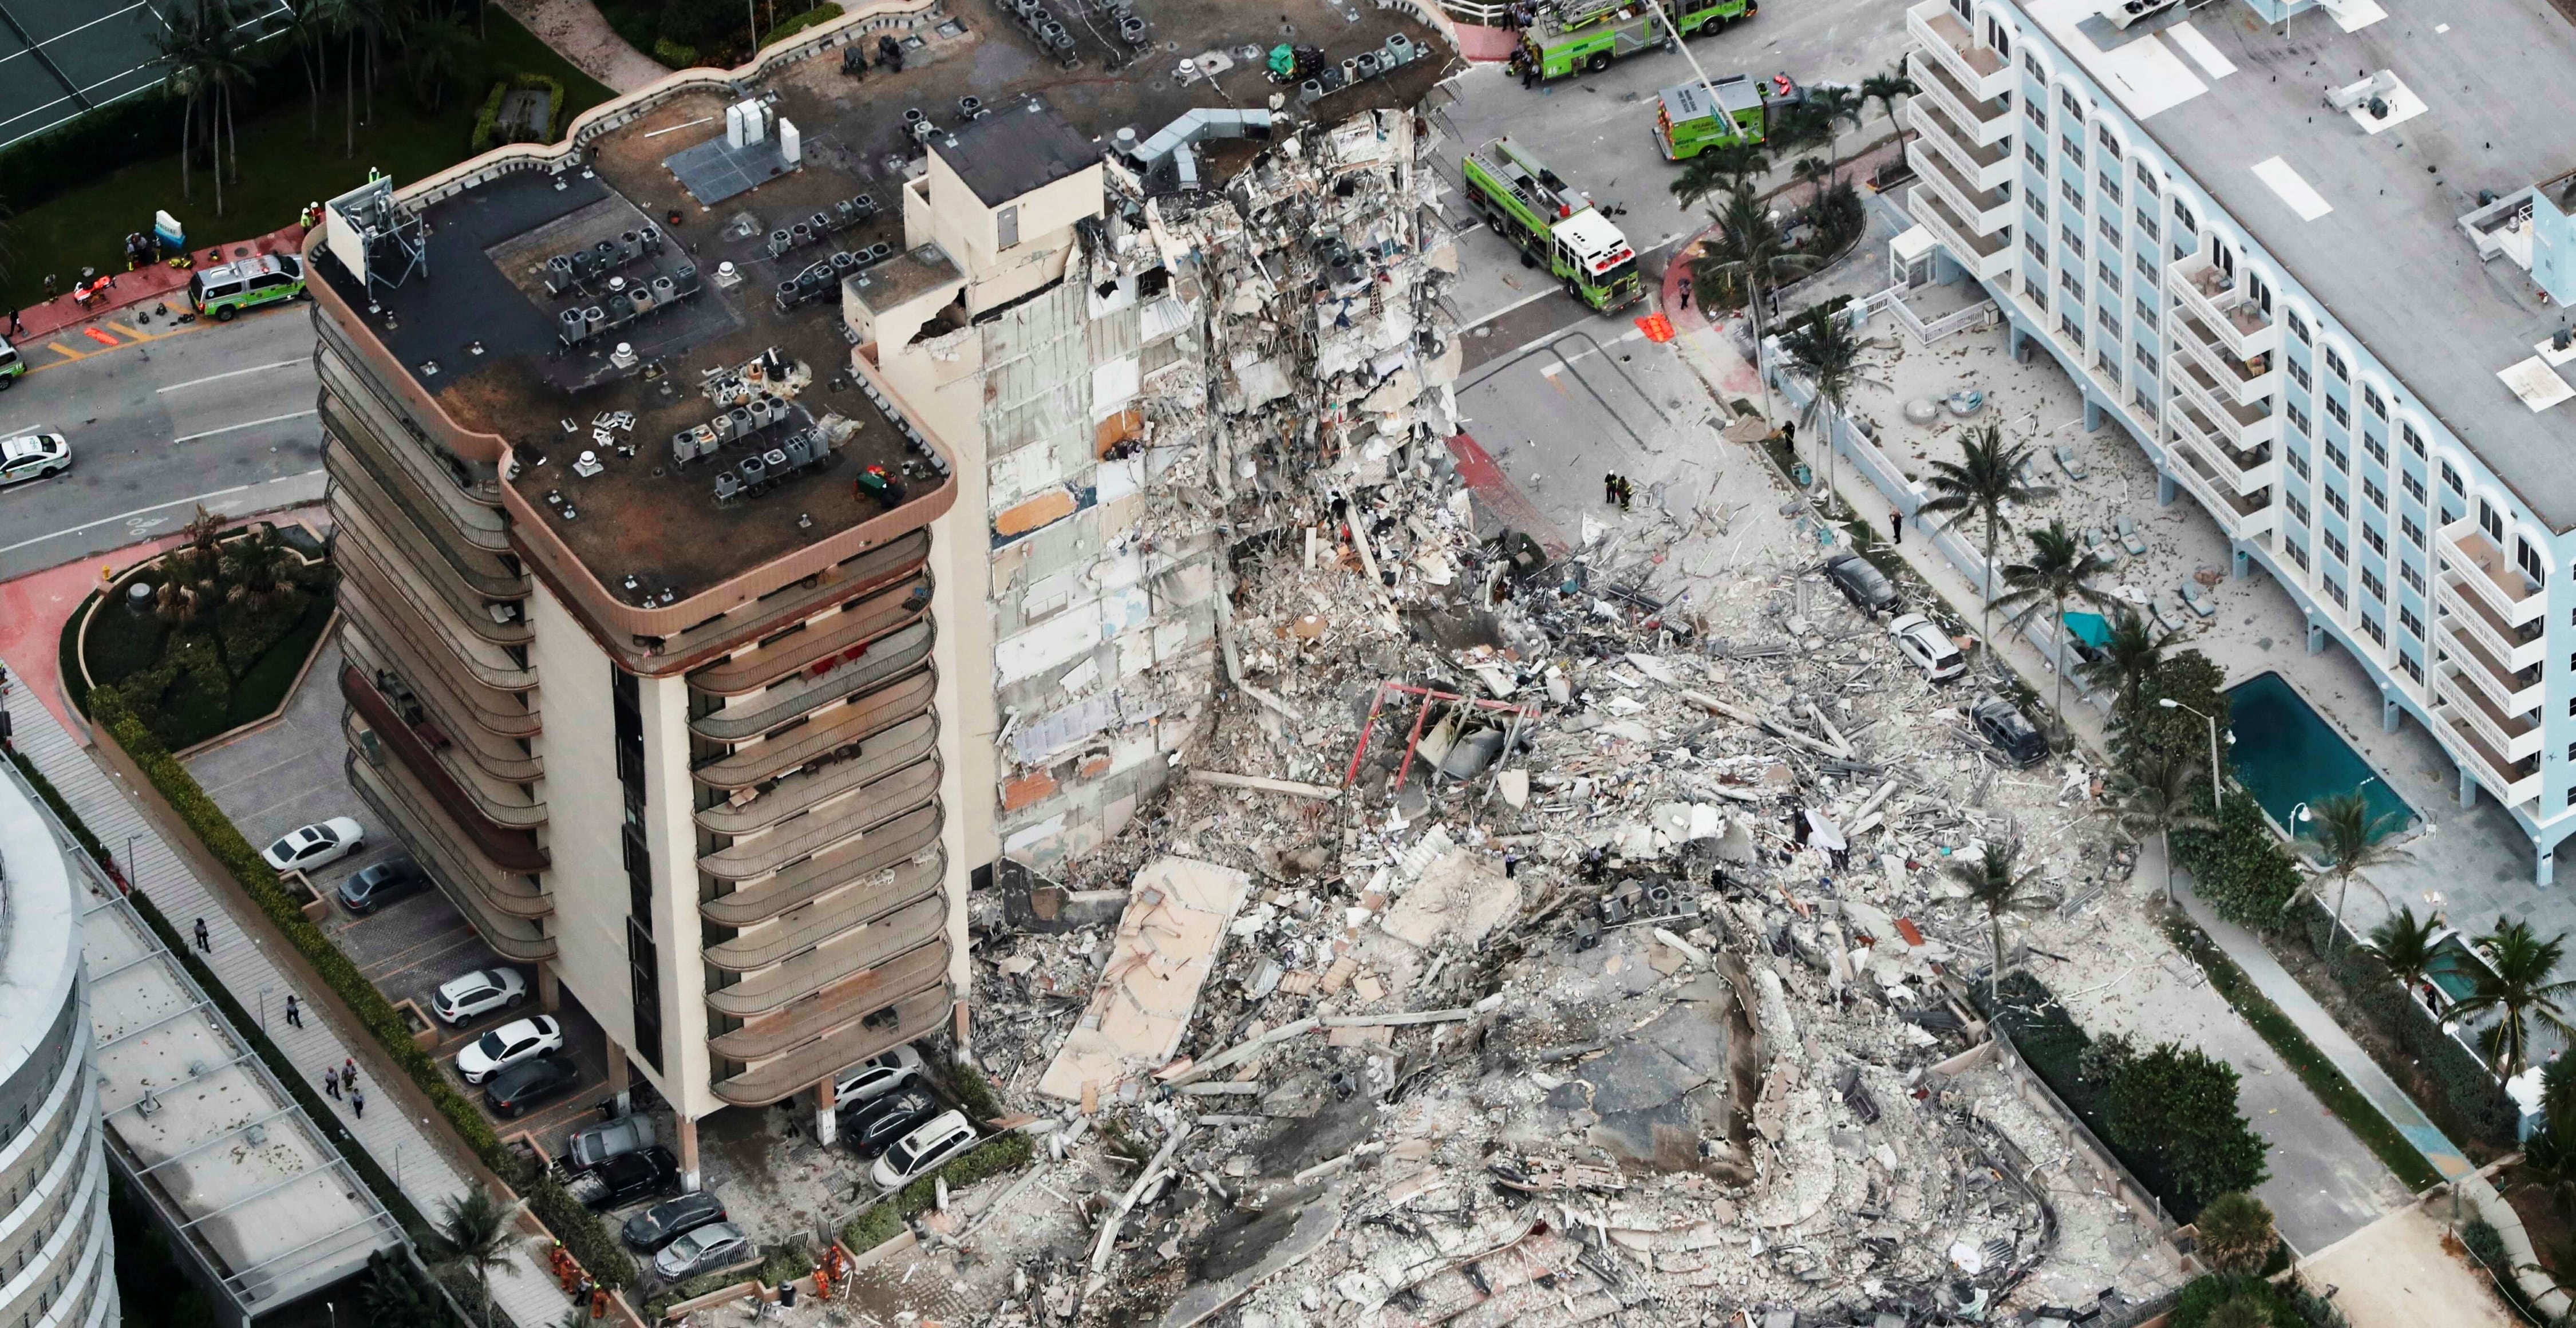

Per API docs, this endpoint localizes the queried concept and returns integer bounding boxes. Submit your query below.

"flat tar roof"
[933,96,1098,208]
[2030,0,2576,527]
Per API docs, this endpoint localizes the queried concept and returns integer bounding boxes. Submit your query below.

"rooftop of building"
[317,0,1451,603]
[0,761,81,1087]
[2023,0,2576,528]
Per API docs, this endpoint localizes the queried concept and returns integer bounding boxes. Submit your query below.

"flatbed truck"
[1460,137,1644,313]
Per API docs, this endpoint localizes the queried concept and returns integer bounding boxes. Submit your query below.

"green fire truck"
[1654,71,1803,159]
[1461,138,1643,313]
[1518,0,1757,82]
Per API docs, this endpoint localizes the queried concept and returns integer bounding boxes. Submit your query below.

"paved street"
[0,303,321,579]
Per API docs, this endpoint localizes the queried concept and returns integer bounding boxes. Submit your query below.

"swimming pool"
[2224,671,2418,845]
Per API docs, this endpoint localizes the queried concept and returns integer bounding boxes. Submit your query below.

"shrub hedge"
[470,73,571,152]
[757,2,841,48]
[2289,896,2521,1149]
[837,1132,1036,1256]
[81,690,638,1288]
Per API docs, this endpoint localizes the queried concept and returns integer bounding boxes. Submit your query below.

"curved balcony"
[337,585,542,739]
[700,758,939,883]
[706,890,948,1019]
[701,805,943,928]
[334,497,532,648]
[342,666,548,835]
[693,622,935,741]
[346,752,556,961]
[659,531,933,673]
[323,417,526,600]
[709,983,951,1108]
[705,852,943,972]
[688,574,933,698]
[317,343,511,547]
[697,714,938,836]
[337,534,539,693]
[343,629,543,784]
[691,670,935,791]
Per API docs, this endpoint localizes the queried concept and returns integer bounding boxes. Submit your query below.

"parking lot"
[184,634,617,1139]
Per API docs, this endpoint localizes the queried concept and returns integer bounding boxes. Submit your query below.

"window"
[2061,86,2084,117]
[2287,449,2310,480]
[2138,211,2159,242]
[2402,421,2425,457]
[2401,472,2424,504]
[2025,231,2048,264]
[2136,294,2157,324]
[2362,567,2385,600]
[2364,477,2386,509]
[2136,343,2158,377]
[2060,266,2081,298]
[2026,141,2046,170]
[2024,50,2044,80]
[2026,96,2047,127]
[2100,172,2122,206]
[2325,346,2349,380]
[2287,539,2311,570]
[2287,358,2311,390]
[2401,513,2423,545]
[2364,524,2387,556]
[2097,214,2120,246]
[2096,348,2121,382]
[2100,258,2120,289]
[2480,499,2505,543]
[2060,312,2086,347]
[2400,653,2423,682]
[2400,604,2423,639]
[2061,178,2083,209]
[2324,577,2347,607]
[2325,487,2349,519]
[2061,135,2084,165]
[2287,492,2311,525]
[2363,385,2387,418]
[2287,311,2311,345]
[2061,224,2084,259]
[2029,191,2048,223]
[2442,461,2464,495]
[2096,121,2120,157]
[2518,536,2549,586]
[2096,303,2119,337]
[2135,384,2158,413]
[2135,251,2157,283]
[2361,615,2386,645]
[2175,200,2197,234]
[2326,444,2348,476]
[1987,17,2013,58]
[2287,401,2312,436]
[2364,434,2387,466]
[2134,160,2160,195]
[2325,394,2350,428]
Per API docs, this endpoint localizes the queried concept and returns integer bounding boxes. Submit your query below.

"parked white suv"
[1887,614,1966,682]
[833,1044,924,1107]
[455,1015,562,1084]
[870,1110,978,1191]
[431,968,528,1025]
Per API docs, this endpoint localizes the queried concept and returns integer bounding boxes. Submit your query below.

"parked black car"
[840,1088,941,1159]
[622,1191,728,1253]
[574,1146,681,1211]
[1969,694,2049,767]
[338,857,426,913]
[1821,552,1899,614]
[484,1054,580,1118]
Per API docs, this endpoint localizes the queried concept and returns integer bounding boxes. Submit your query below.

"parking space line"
[43,340,85,361]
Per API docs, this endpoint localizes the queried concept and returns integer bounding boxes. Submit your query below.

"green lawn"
[1,14,611,311]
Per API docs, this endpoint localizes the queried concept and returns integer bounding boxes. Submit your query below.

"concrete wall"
[641,669,710,1118]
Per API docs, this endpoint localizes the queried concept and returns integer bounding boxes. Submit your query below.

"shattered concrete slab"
[1035,856,1250,1104]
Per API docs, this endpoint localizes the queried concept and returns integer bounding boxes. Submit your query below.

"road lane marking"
[0,468,323,555]
[173,409,319,444]
[43,341,85,361]
[156,358,310,393]
[22,321,203,374]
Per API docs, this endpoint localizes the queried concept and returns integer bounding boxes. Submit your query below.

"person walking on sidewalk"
[1890,509,1904,544]
[350,1087,365,1118]
[341,1063,356,1094]
[1603,471,1621,505]
[5,307,21,337]
[192,918,211,952]
[323,1067,341,1100]
[283,995,302,1029]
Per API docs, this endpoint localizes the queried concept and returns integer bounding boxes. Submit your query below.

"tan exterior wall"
[639,669,714,1127]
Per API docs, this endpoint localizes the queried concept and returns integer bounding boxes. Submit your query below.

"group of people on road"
[1601,472,1637,511]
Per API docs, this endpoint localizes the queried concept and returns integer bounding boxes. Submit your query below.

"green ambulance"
[1461,137,1643,313]
[1654,71,1804,159]
[1519,0,1757,82]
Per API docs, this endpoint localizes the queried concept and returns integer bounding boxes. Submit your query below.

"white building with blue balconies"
[1903,0,2576,882]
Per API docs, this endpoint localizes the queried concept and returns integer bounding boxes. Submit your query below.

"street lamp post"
[2157,697,2223,809]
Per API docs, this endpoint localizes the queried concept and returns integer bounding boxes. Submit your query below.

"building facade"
[0,764,117,1328]
[1903,0,2576,880]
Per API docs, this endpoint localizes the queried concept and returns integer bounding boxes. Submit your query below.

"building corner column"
[2156,471,2178,507]
[675,1115,701,1192]
[538,963,561,1012]
[606,1038,630,1116]
[813,1080,838,1147]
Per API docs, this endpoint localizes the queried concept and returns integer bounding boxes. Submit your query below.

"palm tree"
[153,1,216,203]
[1917,424,2055,645]
[429,1188,517,1328]
[2455,919,2576,1080]
[1776,301,1862,519]
[1792,154,1831,204]
[220,526,303,614]
[2107,749,2212,904]
[1692,186,1819,432]
[401,10,473,111]
[1860,63,1919,152]
[359,1250,445,1328]
[1945,836,2053,1005]
[1805,84,1863,164]
[276,0,332,139]
[2362,904,2442,995]
[1993,519,2113,728]
[2078,608,2168,728]
[2203,1297,2270,1328]
[2515,1121,2576,1217]
[2192,1191,2277,1278]
[2545,1052,2576,1138]
[2290,791,2412,936]
[1670,141,1770,214]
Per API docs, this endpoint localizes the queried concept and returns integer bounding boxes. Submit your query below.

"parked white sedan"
[455,1015,563,1084]
[261,817,365,872]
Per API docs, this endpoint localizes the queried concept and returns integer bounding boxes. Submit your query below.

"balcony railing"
[336,536,537,693]
[2436,571,2549,672]
[1906,98,2013,193]
[697,758,940,883]
[2174,314,2281,406]
[338,584,542,740]
[709,984,950,1109]
[2171,443,2279,539]
[2436,663,2543,761]
[1907,141,2011,236]
[696,714,938,837]
[700,805,942,929]
[1906,49,2009,147]
[2435,705,2543,808]
[2174,360,2281,450]
[342,666,548,834]
[2439,615,2547,718]
[2166,254,2281,361]
[692,622,934,742]
[705,893,947,1019]
[687,574,933,697]
[346,750,557,963]
[2438,521,2547,627]
[1907,185,2012,279]
[323,416,524,596]
[690,669,936,791]
[1909,1,2013,101]
[704,852,943,973]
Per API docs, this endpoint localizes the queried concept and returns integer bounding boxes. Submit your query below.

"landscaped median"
[82,686,639,1290]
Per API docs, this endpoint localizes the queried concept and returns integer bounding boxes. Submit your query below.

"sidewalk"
[495,0,670,92]
[9,222,309,344]
[1,680,577,1328]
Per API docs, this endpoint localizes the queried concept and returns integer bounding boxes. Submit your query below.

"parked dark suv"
[574,1146,680,1211]
[483,1054,579,1118]
[1969,694,2049,766]
[1821,552,1899,615]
